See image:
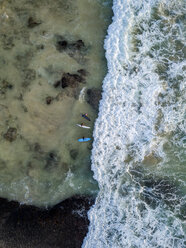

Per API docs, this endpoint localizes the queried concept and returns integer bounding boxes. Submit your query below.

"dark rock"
[1,80,13,89]
[56,37,85,53]
[3,128,17,142]
[55,35,68,52]
[61,73,84,88]
[37,44,44,50]
[86,88,102,111]
[27,17,41,28]
[7,84,13,89]
[73,74,83,82]
[0,196,95,248]
[46,96,54,105]
[53,80,61,88]
[68,40,87,65]
[70,149,78,160]
[57,40,68,50]
[33,143,42,153]
[48,152,56,160]
[77,69,87,77]
[55,36,87,64]
[0,80,13,94]
[61,77,68,88]
[72,40,85,50]
[21,104,28,112]
[45,152,59,170]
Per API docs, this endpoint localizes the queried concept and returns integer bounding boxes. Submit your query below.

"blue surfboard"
[82,114,91,121]
[78,138,91,142]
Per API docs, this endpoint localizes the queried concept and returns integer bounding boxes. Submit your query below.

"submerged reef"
[55,35,88,64]
[0,0,113,206]
[86,87,102,111]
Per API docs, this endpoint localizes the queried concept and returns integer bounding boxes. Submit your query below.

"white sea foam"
[79,87,86,102]
[83,0,186,247]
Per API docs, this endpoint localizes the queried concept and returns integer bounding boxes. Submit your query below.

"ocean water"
[83,0,186,247]
[0,0,112,207]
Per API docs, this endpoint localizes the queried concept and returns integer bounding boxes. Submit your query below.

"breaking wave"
[83,0,186,247]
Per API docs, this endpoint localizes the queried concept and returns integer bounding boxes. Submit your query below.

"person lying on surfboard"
[78,137,91,142]
[76,123,90,129]
[82,113,91,121]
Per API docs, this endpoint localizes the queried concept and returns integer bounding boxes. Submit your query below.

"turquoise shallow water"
[0,0,113,207]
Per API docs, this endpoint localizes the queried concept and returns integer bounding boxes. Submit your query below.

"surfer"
[76,123,90,129]
[78,136,91,142]
[82,113,91,121]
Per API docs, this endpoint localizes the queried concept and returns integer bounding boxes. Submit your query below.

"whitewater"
[83,0,186,247]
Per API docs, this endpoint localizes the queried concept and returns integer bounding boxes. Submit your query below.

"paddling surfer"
[82,113,91,121]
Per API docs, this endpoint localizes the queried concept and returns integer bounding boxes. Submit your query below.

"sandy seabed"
[0,0,112,206]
